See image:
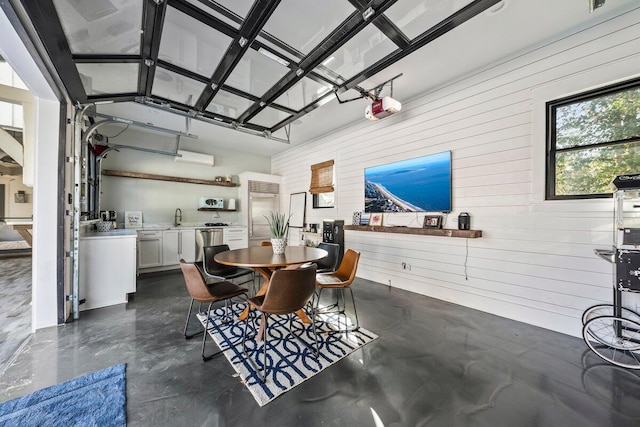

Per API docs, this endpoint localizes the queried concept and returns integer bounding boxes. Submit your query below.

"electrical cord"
[464,238,469,280]
[102,124,130,139]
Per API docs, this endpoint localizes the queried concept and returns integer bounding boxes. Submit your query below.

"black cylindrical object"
[458,212,470,230]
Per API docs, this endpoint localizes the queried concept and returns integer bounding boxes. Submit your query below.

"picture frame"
[360,213,371,225]
[423,215,443,229]
[370,213,383,226]
[124,211,143,228]
[288,192,306,228]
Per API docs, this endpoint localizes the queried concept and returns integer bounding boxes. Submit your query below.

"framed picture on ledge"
[423,215,443,229]
[370,213,383,226]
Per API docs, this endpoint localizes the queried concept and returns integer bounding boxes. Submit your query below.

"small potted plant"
[265,211,290,254]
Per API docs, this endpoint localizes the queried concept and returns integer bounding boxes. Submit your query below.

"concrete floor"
[1,269,640,426]
[0,255,31,374]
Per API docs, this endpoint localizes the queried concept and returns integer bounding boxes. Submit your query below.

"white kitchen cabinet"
[80,230,137,311]
[163,229,196,265]
[223,226,248,250]
[180,229,196,262]
[137,230,163,269]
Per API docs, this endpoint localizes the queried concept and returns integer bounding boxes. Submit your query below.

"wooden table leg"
[296,309,311,324]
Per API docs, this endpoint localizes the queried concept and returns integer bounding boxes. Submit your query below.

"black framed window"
[546,77,640,200]
[313,193,334,209]
[310,160,335,209]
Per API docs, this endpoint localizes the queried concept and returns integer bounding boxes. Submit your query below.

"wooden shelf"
[103,169,237,187]
[197,208,237,212]
[344,225,482,238]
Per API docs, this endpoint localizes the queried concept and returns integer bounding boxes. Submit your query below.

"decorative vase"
[271,237,287,254]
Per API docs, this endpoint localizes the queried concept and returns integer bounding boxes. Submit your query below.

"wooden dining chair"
[313,249,361,332]
[181,260,248,361]
[242,264,318,383]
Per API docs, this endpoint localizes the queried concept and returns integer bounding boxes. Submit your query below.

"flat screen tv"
[364,151,452,213]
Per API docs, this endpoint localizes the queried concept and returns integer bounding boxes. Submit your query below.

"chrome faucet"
[174,208,182,226]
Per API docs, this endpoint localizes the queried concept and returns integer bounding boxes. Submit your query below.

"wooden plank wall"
[272,7,640,337]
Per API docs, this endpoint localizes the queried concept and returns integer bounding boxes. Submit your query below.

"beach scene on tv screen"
[365,152,451,213]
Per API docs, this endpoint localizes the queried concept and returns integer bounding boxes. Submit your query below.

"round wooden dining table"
[215,246,328,322]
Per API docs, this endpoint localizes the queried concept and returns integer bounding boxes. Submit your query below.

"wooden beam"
[102,170,237,187]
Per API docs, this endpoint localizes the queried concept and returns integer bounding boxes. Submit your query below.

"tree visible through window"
[547,78,640,199]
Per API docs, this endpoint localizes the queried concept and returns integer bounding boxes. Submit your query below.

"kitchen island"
[79,228,137,311]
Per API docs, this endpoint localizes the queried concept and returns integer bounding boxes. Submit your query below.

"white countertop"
[81,229,138,239]
[138,223,247,230]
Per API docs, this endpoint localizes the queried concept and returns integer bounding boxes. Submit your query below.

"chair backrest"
[261,241,272,246]
[203,244,231,275]
[180,260,211,301]
[333,249,361,285]
[317,242,340,271]
[259,264,317,315]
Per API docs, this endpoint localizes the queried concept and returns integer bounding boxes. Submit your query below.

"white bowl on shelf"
[96,221,112,232]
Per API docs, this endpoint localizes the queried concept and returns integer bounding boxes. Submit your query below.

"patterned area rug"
[197,303,378,406]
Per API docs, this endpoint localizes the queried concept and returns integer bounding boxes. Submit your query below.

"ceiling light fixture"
[590,0,606,12]
[362,7,375,21]
[485,0,509,16]
[257,48,290,67]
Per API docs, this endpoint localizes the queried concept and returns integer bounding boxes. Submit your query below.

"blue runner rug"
[0,364,126,427]
[197,303,378,406]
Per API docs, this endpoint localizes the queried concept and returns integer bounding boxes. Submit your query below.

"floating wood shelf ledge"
[344,225,482,238]
[102,170,237,187]
[197,208,236,212]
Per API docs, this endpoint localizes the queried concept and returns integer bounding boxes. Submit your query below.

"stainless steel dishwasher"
[195,228,223,262]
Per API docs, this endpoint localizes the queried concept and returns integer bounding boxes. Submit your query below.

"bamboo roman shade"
[309,160,334,194]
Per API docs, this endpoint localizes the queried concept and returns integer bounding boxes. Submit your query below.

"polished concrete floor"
[0,255,31,374]
[1,270,640,426]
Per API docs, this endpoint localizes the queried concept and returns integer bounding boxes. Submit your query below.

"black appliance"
[458,212,470,230]
[323,220,344,267]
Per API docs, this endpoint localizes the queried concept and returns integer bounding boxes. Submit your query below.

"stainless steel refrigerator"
[248,191,279,246]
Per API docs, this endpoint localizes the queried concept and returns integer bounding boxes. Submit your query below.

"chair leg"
[242,310,268,382]
[315,286,359,334]
[347,286,359,331]
[290,312,319,357]
[201,301,239,361]
[261,314,269,383]
[184,298,204,339]
[202,303,214,361]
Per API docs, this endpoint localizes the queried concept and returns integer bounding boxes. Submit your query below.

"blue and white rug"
[197,303,378,406]
[0,364,126,426]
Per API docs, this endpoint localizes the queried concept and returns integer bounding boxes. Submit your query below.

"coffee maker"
[322,219,344,266]
[100,210,117,229]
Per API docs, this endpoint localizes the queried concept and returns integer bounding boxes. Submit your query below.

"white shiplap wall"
[272,7,640,337]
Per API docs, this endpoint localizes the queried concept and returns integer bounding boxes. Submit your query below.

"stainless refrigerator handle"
[248,197,253,237]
